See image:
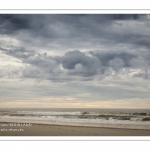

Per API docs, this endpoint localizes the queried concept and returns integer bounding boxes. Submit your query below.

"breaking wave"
[0,110,150,126]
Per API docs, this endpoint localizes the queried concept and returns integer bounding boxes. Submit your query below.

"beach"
[0,108,150,136]
[1,119,150,136]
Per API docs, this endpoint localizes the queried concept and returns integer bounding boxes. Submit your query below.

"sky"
[0,14,150,108]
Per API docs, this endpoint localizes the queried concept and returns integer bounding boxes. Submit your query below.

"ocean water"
[0,108,150,126]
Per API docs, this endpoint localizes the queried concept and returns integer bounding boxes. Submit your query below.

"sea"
[0,108,150,128]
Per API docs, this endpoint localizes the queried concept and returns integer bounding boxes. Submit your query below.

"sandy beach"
[0,119,150,136]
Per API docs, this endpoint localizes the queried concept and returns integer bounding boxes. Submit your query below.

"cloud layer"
[0,14,150,108]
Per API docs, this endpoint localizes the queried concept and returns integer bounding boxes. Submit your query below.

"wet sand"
[0,120,150,136]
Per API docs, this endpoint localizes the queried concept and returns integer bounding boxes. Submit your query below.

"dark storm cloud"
[0,14,150,55]
[0,14,72,36]
[105,14,144,20]
[0,15,31,34]
[60,50,101,77]
[134,36,150,48]
[2,46,149,81]
[0,14,145,31]
[0,14,147,39]
[90,50,138,67]
[61,50,99,69]
[1,14,150,81]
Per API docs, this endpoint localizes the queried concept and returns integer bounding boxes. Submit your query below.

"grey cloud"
[105,14,144,20]
[90,50,139,68]
[0,15,31,34]
[6,48,35,59]
[0,14,149,51]
[0,14,144,27]
[1,14,150,81]
[60,50,101,77]
[3,47,150,81]
[133,69,150,79]
[1,14,150,65]
[1,14,150,106]
[61,50,99,69]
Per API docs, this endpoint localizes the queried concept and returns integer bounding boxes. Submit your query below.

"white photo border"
[0,9,150,141]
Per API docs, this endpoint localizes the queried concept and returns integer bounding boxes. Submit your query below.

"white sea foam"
[15,111,135,116]
[1,115,150,126]
[16,111,82,115]
[1,109,150,127]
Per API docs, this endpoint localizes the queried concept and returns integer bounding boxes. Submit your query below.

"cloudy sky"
[0,14,150,108]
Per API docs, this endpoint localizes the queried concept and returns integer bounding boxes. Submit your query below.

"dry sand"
[0,119,150,136]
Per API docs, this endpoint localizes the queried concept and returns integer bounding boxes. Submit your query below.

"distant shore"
[0,119,150,136]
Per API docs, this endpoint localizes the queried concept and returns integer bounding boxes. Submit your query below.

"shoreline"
[1,119,150,136]
[1,118,150,130]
